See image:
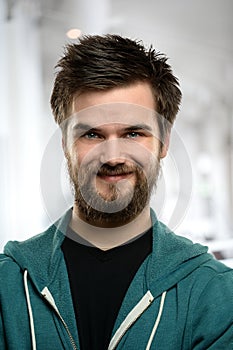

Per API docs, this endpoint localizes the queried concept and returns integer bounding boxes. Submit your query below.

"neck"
[69,205,152,250]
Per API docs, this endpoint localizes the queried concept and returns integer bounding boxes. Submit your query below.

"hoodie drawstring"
[22,269,166,350]
[23,270,37,350]
[145,291,167,350]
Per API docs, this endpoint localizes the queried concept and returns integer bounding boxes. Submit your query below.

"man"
[0,35,232,350]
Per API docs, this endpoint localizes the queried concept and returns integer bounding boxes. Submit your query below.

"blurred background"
[1,0,233,265]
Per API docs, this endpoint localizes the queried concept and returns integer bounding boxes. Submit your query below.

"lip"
[97,172,133,183]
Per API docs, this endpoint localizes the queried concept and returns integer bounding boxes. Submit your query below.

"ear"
[160,133,170,159]
[62,138,68,157]
[62,137,66,151]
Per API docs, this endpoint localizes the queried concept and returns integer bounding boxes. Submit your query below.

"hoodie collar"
[4,207,212,295]
[3,209,72,291]
[147,209,212,295]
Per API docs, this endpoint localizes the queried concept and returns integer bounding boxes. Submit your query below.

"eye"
[126,131,141,139]
[83,132,100,139]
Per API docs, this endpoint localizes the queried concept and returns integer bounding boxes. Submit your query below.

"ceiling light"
[66,29,82,39]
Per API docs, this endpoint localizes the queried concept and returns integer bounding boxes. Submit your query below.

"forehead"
[72,82,156,112]
[66,103,158,131]
[67,82,158,130]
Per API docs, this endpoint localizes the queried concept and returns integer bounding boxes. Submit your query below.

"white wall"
[1,0,233,262]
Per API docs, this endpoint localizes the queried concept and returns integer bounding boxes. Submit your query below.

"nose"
[99,139,126,166]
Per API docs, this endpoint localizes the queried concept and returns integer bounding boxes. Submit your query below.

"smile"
[97,172,134,183]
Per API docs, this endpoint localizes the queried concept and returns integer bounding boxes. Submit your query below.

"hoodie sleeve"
[191,270,233,349]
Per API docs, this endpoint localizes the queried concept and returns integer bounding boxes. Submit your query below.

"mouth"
[97,172,134,183]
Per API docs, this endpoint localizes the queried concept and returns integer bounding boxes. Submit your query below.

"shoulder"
[0,224,58,277]
[0,254,20,272]
[197,256,233,276]
[186,258,233,329]
[183,256,233,305]
[193,257,233,289]
[0,254,23,299]
[2,223,59,259]
[189,260,233,348]
[197,258,233,297]
[2,209,71,259]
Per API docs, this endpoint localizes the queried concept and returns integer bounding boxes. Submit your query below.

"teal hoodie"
[0,209,233,349]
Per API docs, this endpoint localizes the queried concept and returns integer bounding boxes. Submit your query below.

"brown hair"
[50,34,182,132]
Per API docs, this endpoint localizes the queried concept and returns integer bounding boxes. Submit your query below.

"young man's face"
[64,82,168,227]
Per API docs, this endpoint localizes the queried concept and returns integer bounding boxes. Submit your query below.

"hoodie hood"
[3,209,72,292]
[147,211,212,297]
[3,208,212,296]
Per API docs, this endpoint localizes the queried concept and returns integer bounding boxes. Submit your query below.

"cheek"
[70,138,160,169]
[75,141,102,165]
[130,139,160,166]
[70,142,91,167]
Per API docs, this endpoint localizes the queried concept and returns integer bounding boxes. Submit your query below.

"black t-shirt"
[62,227,152,350]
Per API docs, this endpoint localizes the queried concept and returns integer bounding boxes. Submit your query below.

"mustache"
[97,163,140,177]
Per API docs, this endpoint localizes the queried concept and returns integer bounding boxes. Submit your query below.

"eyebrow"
[124,124,153,133]
[72,123,101,132]
[72,123,153,133]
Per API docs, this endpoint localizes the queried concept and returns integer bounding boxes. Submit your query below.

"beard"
[66,155,161,227]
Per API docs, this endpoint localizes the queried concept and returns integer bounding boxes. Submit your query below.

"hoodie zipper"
[41,287,77,350]
[108,291,154,350]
